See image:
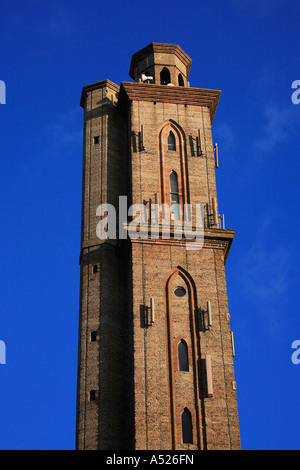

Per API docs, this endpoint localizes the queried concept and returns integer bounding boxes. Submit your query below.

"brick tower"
[76,43,241,450]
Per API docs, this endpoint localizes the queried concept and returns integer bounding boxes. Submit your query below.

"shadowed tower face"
[76,43,241,451]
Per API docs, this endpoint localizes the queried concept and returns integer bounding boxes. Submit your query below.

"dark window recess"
[182,408,193,444]
[178,73,184,86]
[94,136,99,144]
[178,340,189,371]
[89,390,96,401]
[160,67,171,85]
[168,131,176,151]
[169,171,180,221]
[93,265,98,274]
[91,331,97,342]
[174,286,186,297]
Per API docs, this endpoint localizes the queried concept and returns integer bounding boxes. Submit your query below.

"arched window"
[160,67,171,85]
[178,73,184,86]
[168,131,176,151]
[178,340,189,371]
[169,171,180,220]
[182,408,193,444]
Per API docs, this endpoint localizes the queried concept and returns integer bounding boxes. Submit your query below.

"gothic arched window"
[160,67,171,85]
[178,340,189,371]
[182,408,193,444]
[169,171,180,220]
[168,131,176,151]
[178,73,184,86]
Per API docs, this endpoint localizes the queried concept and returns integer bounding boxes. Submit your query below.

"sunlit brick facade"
[76,43,241,450]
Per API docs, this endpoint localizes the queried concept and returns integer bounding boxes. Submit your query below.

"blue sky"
[0,0,299,450]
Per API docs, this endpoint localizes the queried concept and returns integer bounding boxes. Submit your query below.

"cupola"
[129,43,192,87]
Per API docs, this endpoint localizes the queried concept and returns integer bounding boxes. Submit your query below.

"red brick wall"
[76,53,240,450]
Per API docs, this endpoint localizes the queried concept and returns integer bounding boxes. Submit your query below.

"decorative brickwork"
[76,43,241,450]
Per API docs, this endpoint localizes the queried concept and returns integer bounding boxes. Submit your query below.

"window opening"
[160,67,171,85]
[174,286,186,297]
[91,331,97,342]
[169,171,180,220]
[168,131,176,151]
[178,340,189,371]
[182,408,193,444]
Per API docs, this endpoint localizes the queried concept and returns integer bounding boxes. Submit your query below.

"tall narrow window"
[178,340,189,371]
[160,67,171,85]
[168,131,176,151]
[91,331,97,342]
[169,171,180,220]
[182,408,193,444]
[178,73,184,86]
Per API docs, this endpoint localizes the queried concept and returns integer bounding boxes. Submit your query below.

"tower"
[76,43,241,450]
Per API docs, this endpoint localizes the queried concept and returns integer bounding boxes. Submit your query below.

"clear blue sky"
[0,0,299,450]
